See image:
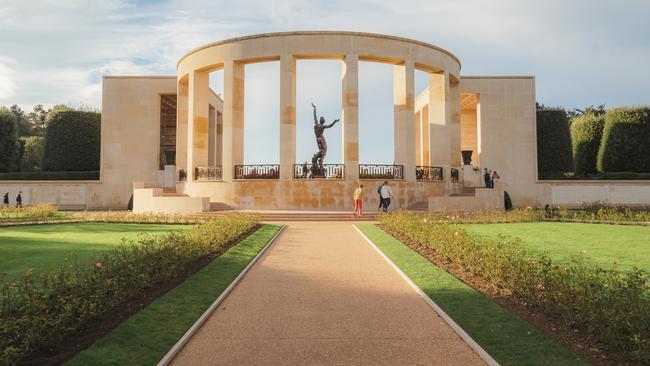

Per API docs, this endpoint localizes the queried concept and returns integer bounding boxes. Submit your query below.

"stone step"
[209,202,235,212]
[194,212,380,222]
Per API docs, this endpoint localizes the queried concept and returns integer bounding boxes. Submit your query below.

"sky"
[1,0,649,164]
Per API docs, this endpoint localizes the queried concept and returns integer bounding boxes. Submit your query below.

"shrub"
[0,171,99,180]
[42,110,100,171]
[381,213,650,363]
[19,136,44,172]
[0,108,19,172]
[0,204,61,222]
[571,113,605,175]
[537,109,573,178]
[0,213,260,365]
[598,107,650,173]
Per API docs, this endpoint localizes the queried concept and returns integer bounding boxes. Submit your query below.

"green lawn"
[67,224,282,366]
[0,223,191,278]
[356,224,586,366]
[464,222,650,272]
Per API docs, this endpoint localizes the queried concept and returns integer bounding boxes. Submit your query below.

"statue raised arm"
[312,103,318,125]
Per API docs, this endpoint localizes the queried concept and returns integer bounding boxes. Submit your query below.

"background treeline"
[0,104,100,179]
[536,104,650,180]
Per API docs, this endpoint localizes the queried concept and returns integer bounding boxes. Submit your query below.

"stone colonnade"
[176,32,462,183]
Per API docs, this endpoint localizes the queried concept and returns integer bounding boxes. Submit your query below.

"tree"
[9,105,32,137]
[42,110,101,171]
[28,104,50,136]
[0,107,20,172]
[20,136,45,171]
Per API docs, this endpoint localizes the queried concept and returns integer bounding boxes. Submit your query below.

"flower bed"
[75,210,201,224]
[0,213,260,365]
[380,212,650,363]
[0,204,65,222]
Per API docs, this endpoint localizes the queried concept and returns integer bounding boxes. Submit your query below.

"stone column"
[208,105,216,166]
[187,70,209,181]
[415,110,422,166]
[279,54,296,180]
[222,59,245,181]
[175,76,189,178]
[342,54,359,181]
[429,71,451,179]
[393,60,416,181]
[216,111,223,166]
[449,77,462,167]
[422,105,430,166]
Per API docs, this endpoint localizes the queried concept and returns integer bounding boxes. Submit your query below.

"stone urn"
[461,150,473,165]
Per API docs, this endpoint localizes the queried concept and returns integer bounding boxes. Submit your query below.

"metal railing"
[194,166,223,181]
[450,168,460,183]
[294,164,344,179]
[234,164,280,179]
[416,166,444,181]
[178,168,187,182]
[359,164,404,180]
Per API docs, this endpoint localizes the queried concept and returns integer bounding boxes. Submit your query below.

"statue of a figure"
[311,103,339,176]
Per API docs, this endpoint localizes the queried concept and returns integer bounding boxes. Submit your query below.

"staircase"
[194,211,380,222]
[449,186,476,197]
[209,202,235,212]
[407,201,429,212]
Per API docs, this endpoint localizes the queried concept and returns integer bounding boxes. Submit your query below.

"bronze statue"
[311,103,339,176]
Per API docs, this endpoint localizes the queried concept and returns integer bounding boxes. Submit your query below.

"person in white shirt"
[353,184,365,216]
[379,181,394,212]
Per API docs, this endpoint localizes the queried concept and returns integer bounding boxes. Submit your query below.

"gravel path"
[170,222,487,365]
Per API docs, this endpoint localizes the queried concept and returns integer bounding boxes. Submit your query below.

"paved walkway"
[170,222,487,365]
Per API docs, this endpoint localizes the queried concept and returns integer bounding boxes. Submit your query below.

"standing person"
[377,182,385,211]
[301,161,309,178]
[15,191,23,208]
[3,192,9,208]
[491,170,500,188]
[380,181,394,212]
[483,168,491,188]
[353,184,365,216]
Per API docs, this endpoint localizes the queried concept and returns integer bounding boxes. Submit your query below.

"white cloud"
[0,57,17,100]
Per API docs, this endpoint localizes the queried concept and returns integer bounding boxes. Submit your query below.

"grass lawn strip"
[0,223,191,278]
[464,222,650,272]
[65,224,282,366]
[355,224,587,366]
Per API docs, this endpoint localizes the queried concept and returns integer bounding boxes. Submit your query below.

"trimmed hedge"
[19,136,44,172]
[597,107,650,173]
[537,109,573,178]
[42,110,100,171]
[0,108,19,172]
[571,113,604,175]
[0,213,260,365]
[381,213,650,363]
[0,170,99,180]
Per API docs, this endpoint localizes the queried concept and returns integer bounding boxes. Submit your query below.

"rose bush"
[381,212,649,363]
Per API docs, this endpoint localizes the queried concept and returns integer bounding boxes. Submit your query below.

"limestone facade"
[4,32,648,211]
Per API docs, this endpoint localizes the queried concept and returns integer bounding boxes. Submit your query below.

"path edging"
[156,225,286,366]
[353,224,500,366]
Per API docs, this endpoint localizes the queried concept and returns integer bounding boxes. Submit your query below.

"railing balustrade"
[194,166,223,181]
[178,168,187,182]
[234,164,280,179]
[416,166,444,181]
[294,164,344,179]
[450,168,460,183]
[359,164,404,180]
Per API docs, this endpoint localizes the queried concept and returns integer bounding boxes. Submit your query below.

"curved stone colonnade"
[175,32,462,209]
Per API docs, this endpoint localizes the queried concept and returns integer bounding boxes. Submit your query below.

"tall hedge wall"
[597,107,650,173]
[42,111,101,171]
[536,109,573,178]
[0,108,19,172]
[570,113,605,175]
[20,136,45,172]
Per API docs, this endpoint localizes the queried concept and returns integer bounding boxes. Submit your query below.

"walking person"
[377,181,386,211]
[483,168,491,188]
[380,181,394,212]
[3,192,9,208]
[15,191,23,208]
[353,184,365,216]
[491,170,500,188]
